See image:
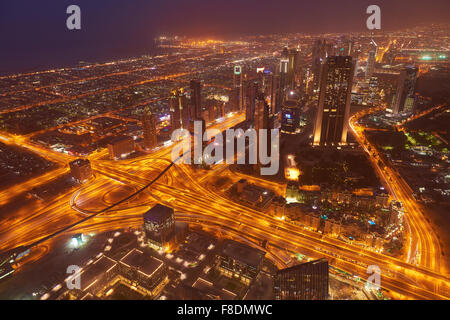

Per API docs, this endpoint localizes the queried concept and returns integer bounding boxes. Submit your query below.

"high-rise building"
[169,88,187,132]
[69,159,92,183]
[279,47,289,92]
[245,81,258,123]
[313,56,354,146]
[391,66,418,115]
[272,73,281,114]
[190,79,202,119]
[143,204,176,250]
[288,49,299,89]
[312,40,327,92]
[254,92,270,132]
[142,107,157,150]
[366,39,378,79]
[281,91,301,134]
[233,65,244,112]
[366,76,379,106]
[274,259,329,300]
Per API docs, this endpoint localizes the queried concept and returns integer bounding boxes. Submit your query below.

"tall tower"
[254,92,269,132]
[233,65,244,112]
[272,73,281,114]
[169,88,186,131]
[190,79,202,119]
[391,66,418,115]
[313,56,354,146]
[366,39,378,79]
[312,40,327,92]
[288,49,299,89]
[279,47,289,90]
[245,81,258,123]
[142,106,157,150]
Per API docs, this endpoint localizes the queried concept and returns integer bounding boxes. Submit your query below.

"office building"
[313,56,354,146]
[288,48,299,89]
[143,204,176,250]
[391,66,418,115]
[216,239,265,285]
[169,88,187,132]
[366,39,378,79]
[245,81,258,123]
[142,107,157,150]
[281,90,301,134]
[233,65,244,112]
[274,258,329,300]
[190,79,202,119]
[279,47,289,93]
[271,73,281,114]
[69,158,92,183]
[312,40,327,92]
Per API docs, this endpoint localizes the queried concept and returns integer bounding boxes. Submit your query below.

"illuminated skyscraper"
[274,259,329,300]
[272,73,281,114]
[190,79,202,119]
[366,39,378,79]
[169,88,187,131]
[313,56,354,146]
[245,81,258,123]
[312,40,327,92]
[279,47,289,90]
[391,66,418,115]
[233,65,244,112]
[254,92,269,132]
[281,90,301,134]
[288,49,299,89]
[142,107,157,150]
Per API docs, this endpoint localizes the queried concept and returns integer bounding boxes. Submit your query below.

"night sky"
[1,0,449,75]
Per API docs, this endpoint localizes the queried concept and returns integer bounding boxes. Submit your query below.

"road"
[0,109,449,300]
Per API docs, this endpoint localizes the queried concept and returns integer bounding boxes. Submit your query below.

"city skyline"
[0,1,449,305]
[1,0,450,74]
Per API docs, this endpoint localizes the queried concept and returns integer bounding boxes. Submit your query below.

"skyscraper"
[391,66,418,115]
[254,92,269,132]
[366,39,378,79]
[288,49,299,89]
[312,40,327,92]
[274,259,329,300]
[279,47,289,91]
[233,65,244,112]
[169,88,187,131]
[142,107,157,150]
[281,90,301,134]
[272,73,281,114]
[313,56,354,146]
[190,79,202,119]
[245,81,258,123]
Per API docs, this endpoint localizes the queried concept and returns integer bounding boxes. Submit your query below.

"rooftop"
[220,240,265,268]
[119,248,164,278]
[143,204,174,223]
[80,256,117,292]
